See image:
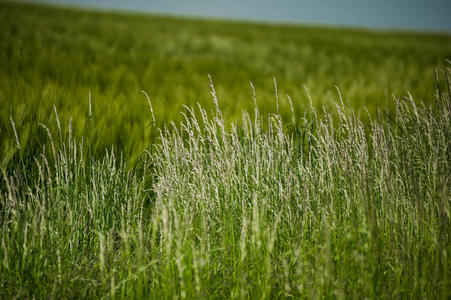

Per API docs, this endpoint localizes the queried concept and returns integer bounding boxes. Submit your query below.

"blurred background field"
[1,1,450,164]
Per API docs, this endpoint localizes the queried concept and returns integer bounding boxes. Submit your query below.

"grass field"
[1,1,451,164]
[0,1,450,299]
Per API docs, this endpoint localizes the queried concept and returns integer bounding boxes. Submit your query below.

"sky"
[25,0,451,32]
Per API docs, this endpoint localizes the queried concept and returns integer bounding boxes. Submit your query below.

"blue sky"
[26,0,451,32]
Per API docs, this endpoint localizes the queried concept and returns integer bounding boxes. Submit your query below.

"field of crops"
[1,2,451,164]
[0,1,450,299]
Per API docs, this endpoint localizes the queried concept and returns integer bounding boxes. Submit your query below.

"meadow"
[1,2,451,164]
[0,1,450,299]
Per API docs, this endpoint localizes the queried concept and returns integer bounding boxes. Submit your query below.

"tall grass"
[1,70,450,298]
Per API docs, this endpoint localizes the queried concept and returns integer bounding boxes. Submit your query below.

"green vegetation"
[1,70,450,298]
[1,1,450,164]
[0,1,450,299]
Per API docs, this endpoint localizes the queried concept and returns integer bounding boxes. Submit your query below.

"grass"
[0,1,450,298]
[1,1,451,164]
[1,67,450,298]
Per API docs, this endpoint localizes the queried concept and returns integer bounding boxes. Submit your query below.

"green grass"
[1,1,451,164]
[0,1,450,299]
[1,69,450,298]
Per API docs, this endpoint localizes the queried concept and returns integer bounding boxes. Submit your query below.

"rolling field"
[0,1,450,299]
[1,2,451,164]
